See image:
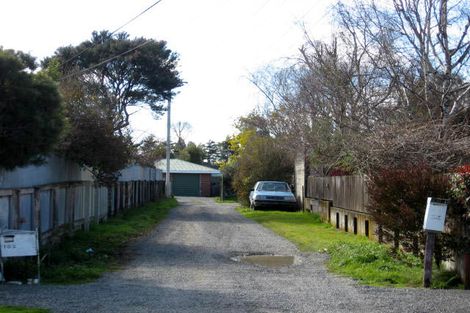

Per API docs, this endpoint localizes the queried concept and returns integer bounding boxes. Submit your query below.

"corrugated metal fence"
[0,157,164,242]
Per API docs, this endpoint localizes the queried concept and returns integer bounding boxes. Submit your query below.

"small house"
[155,159,221,197]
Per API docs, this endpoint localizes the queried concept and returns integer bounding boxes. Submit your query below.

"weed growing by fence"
[238,208,461,288]
[0,306,50,313]
[328,241,422,287]
[41,198,177,284]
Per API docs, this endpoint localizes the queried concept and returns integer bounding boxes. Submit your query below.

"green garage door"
[172,174,200,196]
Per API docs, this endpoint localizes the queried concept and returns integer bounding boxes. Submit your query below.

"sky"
[0,0,336,145]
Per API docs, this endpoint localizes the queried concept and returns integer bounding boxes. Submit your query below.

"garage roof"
[155,159,221,175]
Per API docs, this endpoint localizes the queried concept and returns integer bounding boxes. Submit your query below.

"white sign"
[423,197,447,232]
[0,230,38,257]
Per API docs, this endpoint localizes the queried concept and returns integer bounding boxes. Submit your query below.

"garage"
[155,159,221,197]
[172,173,200,196]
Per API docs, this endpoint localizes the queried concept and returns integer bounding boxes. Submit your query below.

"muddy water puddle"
[231,254,296,268]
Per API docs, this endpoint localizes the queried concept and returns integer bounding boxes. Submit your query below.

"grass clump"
[328,241,422,287]
[215,196,238,203]
[0,306,50,313]
[238,207,459,288]
[41,198,177,284]
[237,208,365,251]
[431,270,463,289]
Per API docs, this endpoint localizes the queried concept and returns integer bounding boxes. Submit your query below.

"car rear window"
[257,182,289,192]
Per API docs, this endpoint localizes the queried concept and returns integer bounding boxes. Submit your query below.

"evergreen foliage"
[0,49,63,169]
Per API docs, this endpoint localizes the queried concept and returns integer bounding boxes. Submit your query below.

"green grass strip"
[41,198,178,284]
[238,208,460,288]
[215,196,238,204]
[0,306,50,313]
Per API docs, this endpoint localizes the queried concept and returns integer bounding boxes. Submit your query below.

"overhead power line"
[61,0,165,67]
[110,0,164,35]
[60,40,151,80]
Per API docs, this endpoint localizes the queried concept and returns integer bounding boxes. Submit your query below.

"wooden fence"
[306,175,368,213]
[305,175,470,284]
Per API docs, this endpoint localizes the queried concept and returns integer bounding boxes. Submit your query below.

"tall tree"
[203,140,218,165]
[178,142,204,164]
[43,31,183,184]
[247,0,470,174]
[335,0,470,171]
[171,121,191,157]
[216,139,232,164]
[45,30,183,134]
[59,103,134,185]
[0,49,63,169]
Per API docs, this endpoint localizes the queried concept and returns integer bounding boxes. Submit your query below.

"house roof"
[155,159,221,175]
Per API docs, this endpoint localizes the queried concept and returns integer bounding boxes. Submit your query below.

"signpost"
[0,229,40,284]
[423,198,448,288]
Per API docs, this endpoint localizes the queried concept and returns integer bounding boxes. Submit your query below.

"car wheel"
[249,201,256,210]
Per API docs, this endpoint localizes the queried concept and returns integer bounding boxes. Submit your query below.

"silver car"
[249,181,297,210]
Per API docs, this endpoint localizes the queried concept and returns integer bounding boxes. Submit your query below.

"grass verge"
[238,207,460,288]
[40,198,178,284]
[215,196,238,204]
[0,306,50,313]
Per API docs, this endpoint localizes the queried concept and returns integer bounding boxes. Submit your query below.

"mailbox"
[0,229,40,283]
[0,230,38,257]
[423,197,447,232]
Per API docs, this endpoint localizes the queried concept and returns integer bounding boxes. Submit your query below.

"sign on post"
[423,197,448,288]
[0,229,40,284]
[423,198,448,232]
[0,230,38,257]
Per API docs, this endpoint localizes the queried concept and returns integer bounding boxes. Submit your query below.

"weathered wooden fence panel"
[307,175,368,213]
[306,175,376,240]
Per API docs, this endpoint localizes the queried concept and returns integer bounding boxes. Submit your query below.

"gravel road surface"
[1,197,469,312]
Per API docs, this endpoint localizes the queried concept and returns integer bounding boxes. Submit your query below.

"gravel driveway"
[1,197,470,313]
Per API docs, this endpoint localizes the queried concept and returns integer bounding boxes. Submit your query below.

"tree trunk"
[393,230,400,253]
[378,224,384,244]
[412,235,419,256]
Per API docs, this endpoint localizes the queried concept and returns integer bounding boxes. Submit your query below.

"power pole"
[165,98,172,198]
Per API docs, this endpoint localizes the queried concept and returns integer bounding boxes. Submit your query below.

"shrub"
[367,163,449,255]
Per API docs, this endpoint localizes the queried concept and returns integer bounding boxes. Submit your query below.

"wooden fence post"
[11,190,20,229]
[140,181,144,205]
[113,183,118,216]
[131,181,135,208]
[120,183,123,211]
[125,182,129,210]
[82,183,88,232]
[107,185,113,218]
[67,185,76,232]
[33,188,41,237]
[423,231,436,288]
[51,188,57,229]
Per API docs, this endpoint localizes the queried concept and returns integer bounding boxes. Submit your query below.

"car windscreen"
[257,182,289,192]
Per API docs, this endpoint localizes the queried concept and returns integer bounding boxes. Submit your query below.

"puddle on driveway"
[231,254,295,268]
